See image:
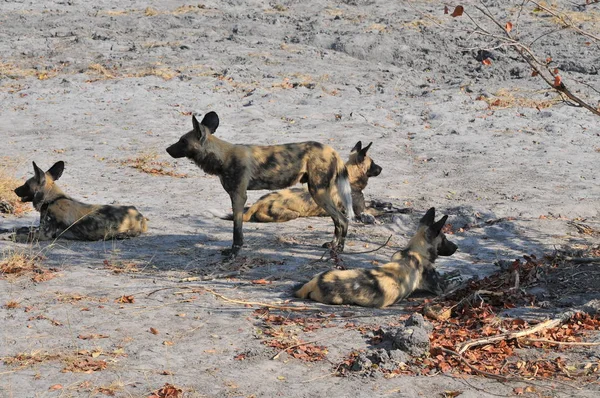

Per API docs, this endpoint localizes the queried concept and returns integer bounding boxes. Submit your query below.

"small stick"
[203,288,318,312]
[439,348,508,381]
[271,338,327,360]
[520,338,600,347]
[458,318,562,354]
[345,235,392,255]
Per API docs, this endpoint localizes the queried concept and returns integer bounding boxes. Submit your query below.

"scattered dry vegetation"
[0,248,56,283]
[0,168,30,216]
[120,151,187,178]
[478,88,560,110]
[2,349,112,373]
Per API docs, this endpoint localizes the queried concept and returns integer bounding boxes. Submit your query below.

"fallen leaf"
[505,21,513,32]
[513,387,524,395]
[115,295,134,304]
[482,58,492,66]
[78,334,109,340]
[150,327,159,335]
[154,383,183,398]
[163,341,174,346]
[251,279,271,285]
[451,5,464,17]
[48,384,63,391]
[553,74,562,87]
[444,5,449,14]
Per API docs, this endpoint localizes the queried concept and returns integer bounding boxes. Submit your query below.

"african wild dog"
[11,161,147,242]
[294,207,457,308]
[221,141,382,223]
[166,111,354,258]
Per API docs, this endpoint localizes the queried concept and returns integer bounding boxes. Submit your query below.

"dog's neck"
[403,228,437,264]
[191,135,233,176]
[34,182,68,211]
[346,155,369,192]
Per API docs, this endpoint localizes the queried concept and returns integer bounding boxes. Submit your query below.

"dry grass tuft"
[0,169,30,216]
[0,249,56,283]
[120,151,187,178]
[87,63,116,80]
[128,66,178,80]
[3,350,111,373]
[144,7,159,16]
[4,300,20,309]
[479,88,560,110]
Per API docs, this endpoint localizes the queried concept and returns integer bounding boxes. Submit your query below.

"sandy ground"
[1,0,599,397]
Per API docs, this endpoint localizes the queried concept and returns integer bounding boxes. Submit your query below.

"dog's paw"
[359,213,377,224]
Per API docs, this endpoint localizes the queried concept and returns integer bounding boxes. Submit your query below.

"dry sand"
[1,1,599,397]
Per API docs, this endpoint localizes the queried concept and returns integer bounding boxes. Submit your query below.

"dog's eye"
[181,138,188,145]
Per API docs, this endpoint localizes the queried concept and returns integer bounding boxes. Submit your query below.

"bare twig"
[457,318,562,354]
[440,348,509,381]
[528,0,600,42]
[271,337,328,360]
[203,288,318,312]
[520,338,600,346]
[345,235,392,255]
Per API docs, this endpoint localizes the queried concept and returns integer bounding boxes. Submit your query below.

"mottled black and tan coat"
[295,208,457,308]
[12,161,147,242]
[166,112,354,258]
[225,141,382,222]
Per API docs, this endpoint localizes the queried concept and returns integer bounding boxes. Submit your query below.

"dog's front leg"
[223,189,248,259]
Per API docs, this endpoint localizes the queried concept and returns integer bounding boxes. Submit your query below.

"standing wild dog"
[166,111,354,258]
[11,161,147,242]
[222,141,382,222]
[294,207,457,308]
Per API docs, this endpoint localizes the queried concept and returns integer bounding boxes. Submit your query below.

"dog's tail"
[336,166,355,221]
[209,207,251,221]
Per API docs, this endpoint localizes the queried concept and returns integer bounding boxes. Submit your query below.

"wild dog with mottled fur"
[166,111,354,258]
[11,161,147,242]
[294,207,457,308]
[222,141,382,222]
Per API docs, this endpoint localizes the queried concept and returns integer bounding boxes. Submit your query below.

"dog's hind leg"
[253,205,301,223]
[309,187,348,251]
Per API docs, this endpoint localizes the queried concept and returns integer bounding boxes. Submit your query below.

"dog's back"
[295,208,457,308]
[13,161,147,242]
[229,141,382,223]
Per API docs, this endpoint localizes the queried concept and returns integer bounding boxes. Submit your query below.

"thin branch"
[520,338,600,346]
[203,288,318,312]
[527,0,600,42]
[345,235,392,255]
[457,318,562,355]
[439,348,509,381]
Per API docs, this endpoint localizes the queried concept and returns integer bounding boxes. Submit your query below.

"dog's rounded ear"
[351,141,362,153]
[429,215,448,238]
[419,207,436,227]
[47,161,65,181]
[201,111,219,134]
[32,161,46,185]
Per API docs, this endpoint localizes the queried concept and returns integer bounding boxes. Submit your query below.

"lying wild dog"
[294,207,457,308]
[166,111,354,258]
[221,141,382,222]
[10,161,147,242]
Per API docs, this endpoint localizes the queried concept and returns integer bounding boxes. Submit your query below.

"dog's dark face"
[166,112,220,159]
[347,141,382,190]
[419,207,458,257]
[14,161,64,204]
